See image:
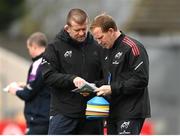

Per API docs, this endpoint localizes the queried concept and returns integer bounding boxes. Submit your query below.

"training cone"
[86,96,109,119]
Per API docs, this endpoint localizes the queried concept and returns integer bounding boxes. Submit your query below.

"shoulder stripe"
[123,36,140,56]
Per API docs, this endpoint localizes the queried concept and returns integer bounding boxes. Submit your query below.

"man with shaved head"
[41,8,104,135]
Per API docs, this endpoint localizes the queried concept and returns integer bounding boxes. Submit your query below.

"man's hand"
[73,77,86,88]
[6,82,23,95]
[8,86,18,95]
[95,85,112,96]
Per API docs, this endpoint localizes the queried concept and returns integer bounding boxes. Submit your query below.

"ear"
[108,28,114,33]
[64,25,69,31]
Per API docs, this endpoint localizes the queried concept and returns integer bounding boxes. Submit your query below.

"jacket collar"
[110,31,125,51]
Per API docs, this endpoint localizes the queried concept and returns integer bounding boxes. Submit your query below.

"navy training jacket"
[16,54,50,127]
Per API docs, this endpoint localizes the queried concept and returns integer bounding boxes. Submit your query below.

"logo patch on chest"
[64,50,72,58]
[115,52,122,59]
[112,52,123,65]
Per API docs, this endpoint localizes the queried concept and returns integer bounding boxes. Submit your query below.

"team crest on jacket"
[112,52,123,65]
[64,50,72,58]
[121,121,130,129]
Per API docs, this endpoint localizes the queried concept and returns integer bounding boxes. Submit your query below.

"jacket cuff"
[69,75,77,83]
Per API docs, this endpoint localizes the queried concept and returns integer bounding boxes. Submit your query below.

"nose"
[79,30,85,36]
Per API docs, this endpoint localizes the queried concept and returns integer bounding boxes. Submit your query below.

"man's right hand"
[8,86,18,95]
[73,77,86,88]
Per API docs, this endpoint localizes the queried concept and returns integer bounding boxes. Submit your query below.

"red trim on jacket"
[123,36,140,56]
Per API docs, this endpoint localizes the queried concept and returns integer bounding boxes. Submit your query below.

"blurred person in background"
[90,14,151,135]
[7,32,50,135]
[41,8,104,134]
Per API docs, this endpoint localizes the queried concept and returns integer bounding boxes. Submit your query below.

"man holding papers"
[41,9,104,135]
[90,13,151,135]
[6,32,50,134]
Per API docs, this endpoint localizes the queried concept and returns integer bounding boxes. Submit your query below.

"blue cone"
[87,96,109,105]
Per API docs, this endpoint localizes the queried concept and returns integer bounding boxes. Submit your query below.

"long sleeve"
[41,43,76,90]
[16,66,44,101]
[111,43,149,96]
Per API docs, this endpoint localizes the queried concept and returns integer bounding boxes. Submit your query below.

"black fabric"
[100,32,151,120]
[107,118,145,135]
[26,124,49,135]
[48,113,104,135]
[48,114,79,134]
[42,29,103,118]
[78,119,104,135]
[16,54,50,132]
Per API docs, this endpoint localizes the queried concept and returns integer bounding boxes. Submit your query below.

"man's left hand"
[95,85,112,96]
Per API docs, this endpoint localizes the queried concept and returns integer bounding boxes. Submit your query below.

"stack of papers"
[72,81,97,94]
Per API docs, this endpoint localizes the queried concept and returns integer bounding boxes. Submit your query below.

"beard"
[76,36,86,42]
